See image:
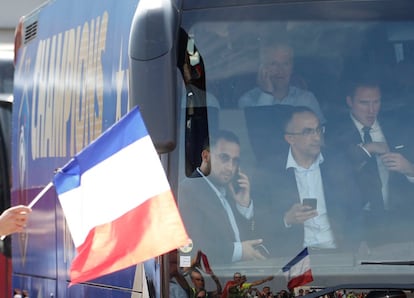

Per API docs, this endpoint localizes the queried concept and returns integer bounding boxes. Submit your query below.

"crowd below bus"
[169,251,378,298]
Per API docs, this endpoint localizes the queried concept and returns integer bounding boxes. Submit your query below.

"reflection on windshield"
[177,14,414,292]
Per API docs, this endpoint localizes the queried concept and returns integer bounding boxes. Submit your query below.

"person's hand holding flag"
[0,205,31,237]
[18,107,189,285]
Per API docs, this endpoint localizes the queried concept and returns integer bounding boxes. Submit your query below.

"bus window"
[178,30,220,176]
[176,0,414,291]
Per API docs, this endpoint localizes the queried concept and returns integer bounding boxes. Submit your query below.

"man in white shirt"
[238,42,325,123]
[254,107,362,256]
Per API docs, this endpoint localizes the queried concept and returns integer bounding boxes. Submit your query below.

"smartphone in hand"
[255,244,271,257]
[302,198,317,210]
[232,169,242,193]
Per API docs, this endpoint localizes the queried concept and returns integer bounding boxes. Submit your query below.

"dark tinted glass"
[177,0,414,292]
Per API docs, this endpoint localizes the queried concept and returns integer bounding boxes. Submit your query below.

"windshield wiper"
[361,261,414,265]
[305,283,414,298]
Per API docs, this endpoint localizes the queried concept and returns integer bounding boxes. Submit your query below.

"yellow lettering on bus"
[30,12,108,159]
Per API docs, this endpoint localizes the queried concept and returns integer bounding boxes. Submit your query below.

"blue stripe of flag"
[282,247,309,272]
[53,107,148,195]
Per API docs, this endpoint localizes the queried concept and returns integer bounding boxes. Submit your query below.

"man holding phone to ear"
[179,130,267,265]
[254,107,363,256]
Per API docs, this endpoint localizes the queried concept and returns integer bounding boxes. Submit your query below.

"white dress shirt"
[286,149,336,249]
[238,86,326,123]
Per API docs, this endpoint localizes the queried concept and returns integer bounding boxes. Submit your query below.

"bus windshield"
[176,1,414,292]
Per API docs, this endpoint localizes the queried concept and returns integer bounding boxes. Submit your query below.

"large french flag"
[53,107,189,285]
[282,247,314,290]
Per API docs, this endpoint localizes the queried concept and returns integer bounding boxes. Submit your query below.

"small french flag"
[282,247,314,290]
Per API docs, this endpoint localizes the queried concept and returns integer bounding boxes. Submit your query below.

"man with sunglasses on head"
[221,273,273,298]
[179,130,267,265]
[189,268,222,298]
[254,106,363,256]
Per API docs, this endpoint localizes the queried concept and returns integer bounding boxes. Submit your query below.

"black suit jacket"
[253,150,363,257]
[326,114,414,243]
[178,171,255,265]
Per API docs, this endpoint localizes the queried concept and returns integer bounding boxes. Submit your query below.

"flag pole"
[28,182,54,208]
[0,182,53,240]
